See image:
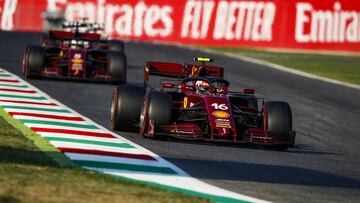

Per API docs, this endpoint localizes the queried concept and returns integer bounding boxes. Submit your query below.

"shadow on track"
[148,136,344,156]
[164,156,360,189]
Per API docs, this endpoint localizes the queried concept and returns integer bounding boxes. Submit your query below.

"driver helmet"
[195,80,210,94]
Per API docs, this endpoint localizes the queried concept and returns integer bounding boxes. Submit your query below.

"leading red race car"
[111,57,296,150]
[22,21,126,83]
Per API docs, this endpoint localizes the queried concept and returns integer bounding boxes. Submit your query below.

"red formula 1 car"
[111,57,296,150]
[22,22,126,83]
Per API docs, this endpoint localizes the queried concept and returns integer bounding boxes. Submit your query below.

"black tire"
[24,45,45,78]
[111,85,145,131]
[265,101,293,151]
[148,91,173,125]
[265,101,292,134]
[108,51,127,84]
[108,40,124,52]
[41,34,49,46]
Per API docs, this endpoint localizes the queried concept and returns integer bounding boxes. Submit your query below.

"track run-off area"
[1,31,360,203]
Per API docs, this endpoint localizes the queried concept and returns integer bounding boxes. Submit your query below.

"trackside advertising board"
[1,0,360,52]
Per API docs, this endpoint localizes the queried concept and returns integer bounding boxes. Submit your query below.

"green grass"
[0,110,209,203]
[210,47,360,85]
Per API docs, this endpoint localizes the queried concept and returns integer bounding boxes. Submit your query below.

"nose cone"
[217,127,231,137]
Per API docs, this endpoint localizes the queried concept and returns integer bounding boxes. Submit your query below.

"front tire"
[148,91,173,125]
[140,91,172,139]
[111,85,145,131]
[264,101,293,150]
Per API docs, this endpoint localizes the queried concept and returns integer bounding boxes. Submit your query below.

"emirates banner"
[1,0,360,52]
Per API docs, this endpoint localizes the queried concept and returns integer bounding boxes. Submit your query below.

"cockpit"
[183,77,229,96]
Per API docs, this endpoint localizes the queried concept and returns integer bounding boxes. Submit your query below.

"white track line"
[65,153,166,167]
[49,141,145,154]
[38,133,127,143]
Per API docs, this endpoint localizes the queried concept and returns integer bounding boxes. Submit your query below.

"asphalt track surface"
[1,31,360,203]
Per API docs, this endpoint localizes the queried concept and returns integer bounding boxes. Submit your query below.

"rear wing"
[144,61,224,86]
[49,31,74,39]
[48,31,101,40]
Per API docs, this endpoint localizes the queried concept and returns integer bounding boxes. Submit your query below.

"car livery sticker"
[212,110,230,119]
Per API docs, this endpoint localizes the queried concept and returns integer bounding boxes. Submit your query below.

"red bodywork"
[43,30,109,49]
[144,61,223,84]
[26,41,111,81]
[23,29,124,82]
[141,61,295,146]
[49,30,101,40]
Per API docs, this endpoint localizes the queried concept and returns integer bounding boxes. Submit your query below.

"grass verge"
[0,109,209,203]
[210,47,360,86]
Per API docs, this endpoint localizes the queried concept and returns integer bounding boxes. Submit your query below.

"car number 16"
[211,103,228,110]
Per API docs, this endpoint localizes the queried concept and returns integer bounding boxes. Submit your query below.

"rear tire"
[108,51,127,84]
[23,45,45,78]
[111,85,145,131]
[108,40,124,52]
[265,101,293,151]
[41,34,49,46]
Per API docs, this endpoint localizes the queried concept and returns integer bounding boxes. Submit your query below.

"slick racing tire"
[108,51,127,84]
[148,91,173,125]
[111,85,145,131]
[108,40,125,52]
[264,101,293,151]
[23,45,45,78]
[140,91,172,139]
[265,101,292,134]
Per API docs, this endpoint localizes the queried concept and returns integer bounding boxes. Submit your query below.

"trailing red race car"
[111,57,296,150]
[22,21,126,83]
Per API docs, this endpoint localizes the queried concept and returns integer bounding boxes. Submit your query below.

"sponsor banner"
[0,0,359,52]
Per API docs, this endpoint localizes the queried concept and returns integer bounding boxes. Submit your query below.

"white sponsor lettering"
[213,1,275,41]
[114,4,132,36]
[47,0,66,12]
[295,2,360,43]
[181,0,215,39]
[1,0,17,31]
[47,0,173,38]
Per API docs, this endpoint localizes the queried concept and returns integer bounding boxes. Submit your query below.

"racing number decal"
[211,103,228,110]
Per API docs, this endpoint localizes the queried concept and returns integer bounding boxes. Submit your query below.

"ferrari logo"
[191,66,198,76]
